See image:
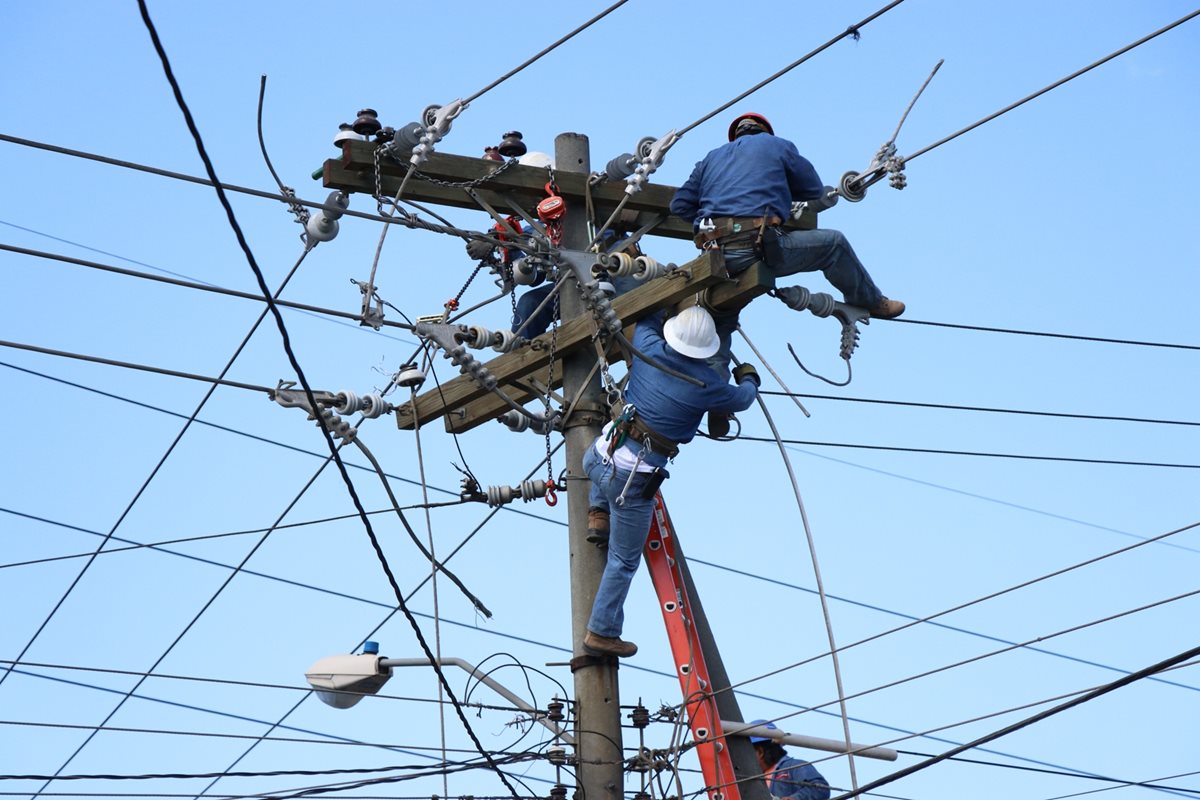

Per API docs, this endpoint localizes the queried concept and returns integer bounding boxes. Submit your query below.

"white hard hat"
[664,306,719,359]
[518,151,554,169]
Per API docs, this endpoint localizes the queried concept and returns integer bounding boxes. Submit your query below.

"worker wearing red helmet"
[671,112,904,413]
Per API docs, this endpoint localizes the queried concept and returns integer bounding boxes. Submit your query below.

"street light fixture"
[304,642,574,744]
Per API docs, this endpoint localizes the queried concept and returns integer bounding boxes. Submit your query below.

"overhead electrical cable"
[758,388,1200,428]
[830,642,1200,800]
[901,8,1200,165]
[53,10,521,798]
[723,518,1200,695]
[893,317,1200,352]
[0,245,309,698]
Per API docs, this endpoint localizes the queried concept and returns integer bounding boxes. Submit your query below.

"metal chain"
[404,155,519,190]
[543,288,561,484]
[373,145,386,215]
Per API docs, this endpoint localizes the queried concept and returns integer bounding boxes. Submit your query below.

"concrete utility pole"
[554,132,626,800]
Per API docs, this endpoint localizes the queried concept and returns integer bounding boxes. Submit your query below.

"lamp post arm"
[380,657,574,745]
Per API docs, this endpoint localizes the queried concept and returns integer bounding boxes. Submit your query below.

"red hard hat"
[728,112,773,142]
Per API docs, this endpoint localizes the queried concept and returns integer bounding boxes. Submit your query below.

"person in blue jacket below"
[670,112,905,383]
[581,305,760,659]
[749,720,831,800]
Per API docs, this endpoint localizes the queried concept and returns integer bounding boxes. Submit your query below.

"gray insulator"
[839,170,867,203]
[491,328,519,353]
[512,258,544,287]
[604,251,636,278]
[397,364,426,389]
[396,121,424,148]
[809,292,836,317]
[322,190,349,221]
[360,392,387,419]
[498,409,552,435]
[547,746,567,766]
[484,479,548,506]
[605,153,638,181]
[598,280,616,297]
[466,324,493,350]
[304,211,339,243]
[633,255,666,281]
[318,408,355,442]
[333,390,358,414]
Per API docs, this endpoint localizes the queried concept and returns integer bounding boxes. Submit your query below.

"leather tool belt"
[610,401,680,460]
[692,215,783,249]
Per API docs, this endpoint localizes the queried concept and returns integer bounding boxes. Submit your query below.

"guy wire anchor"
[773,285,870,361]
[837,58,944,202]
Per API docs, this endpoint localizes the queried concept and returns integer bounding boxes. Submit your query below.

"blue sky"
[2,2,1199,799]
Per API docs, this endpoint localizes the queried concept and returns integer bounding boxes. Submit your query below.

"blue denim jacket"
[670,133,825,225]
[623,311,758,467]
[768,755,831,800]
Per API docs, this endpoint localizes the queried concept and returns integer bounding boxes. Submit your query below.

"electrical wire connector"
[405,99,466,168]
[351,277,385,330]
[774,285,870,361]
[624,129,678,196]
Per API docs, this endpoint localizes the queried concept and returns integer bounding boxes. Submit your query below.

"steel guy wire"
[917,759,1200,798]
[256,74,308,229]
[830,642,1200,800]
[901,8,1200,166]
[0,757,500,783]
[744,363,861,790]
[137,10,524,798]
[737,326,810,417]
[0,244,310,697]
[1037,770,1200,800]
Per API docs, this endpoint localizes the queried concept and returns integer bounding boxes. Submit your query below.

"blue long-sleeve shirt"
[766,755,831,800]
[670,134,824,226]
[623,311,757,466]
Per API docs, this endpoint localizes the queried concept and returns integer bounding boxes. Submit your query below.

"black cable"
[903,8,1200,164]
[831,643,1200,800]
[0,242,414,331]
[678,0,908,137]
[0,338,274,393]
[737,432,1200,469]
[757,388,1200,428]
[893,751,1200,795]
[893,316,1200,352]
[0,758,476,783]
[464,0,631,104]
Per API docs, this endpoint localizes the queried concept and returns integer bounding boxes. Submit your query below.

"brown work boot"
[869,297,905,319]
[586,507,610,547]
[707,411,731,438]
[583,631,638,658]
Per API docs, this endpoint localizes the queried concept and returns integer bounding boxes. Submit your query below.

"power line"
[831,642,1200,800]
[737,430,1200,469]
[903,8,1200,164]
[0,242,414,331]
[757,389,1200,428]
[893,317,1200,352]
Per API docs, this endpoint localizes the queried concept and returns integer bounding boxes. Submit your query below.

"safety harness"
[606,401,680,460]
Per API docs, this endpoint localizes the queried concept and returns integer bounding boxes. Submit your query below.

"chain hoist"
[537,180,566,247]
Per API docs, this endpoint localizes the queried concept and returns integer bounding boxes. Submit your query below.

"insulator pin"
[547,745,567,766]
[547,699,565,723]
[630,703,650,729]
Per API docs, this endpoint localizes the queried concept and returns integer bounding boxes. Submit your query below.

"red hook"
[444,297,460,311]
[544,478,558,507]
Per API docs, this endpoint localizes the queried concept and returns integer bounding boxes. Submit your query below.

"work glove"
[465,237,495,262]
[732,362,760,387]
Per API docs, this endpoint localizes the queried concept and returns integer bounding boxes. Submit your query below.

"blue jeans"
[709,226,883,379]
[583,444,662,638]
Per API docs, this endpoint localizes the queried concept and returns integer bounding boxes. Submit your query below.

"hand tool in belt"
[692,215,783,250]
